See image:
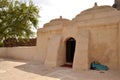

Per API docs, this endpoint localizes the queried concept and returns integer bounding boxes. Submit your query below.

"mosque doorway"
[65,38,76,67]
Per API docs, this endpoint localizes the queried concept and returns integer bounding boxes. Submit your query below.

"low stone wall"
[0,48,7,58]
[0,47,43,62]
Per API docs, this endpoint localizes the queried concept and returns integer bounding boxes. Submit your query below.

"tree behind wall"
[113,0,120,10]
[0,0,39,47]
[3,38,36,47]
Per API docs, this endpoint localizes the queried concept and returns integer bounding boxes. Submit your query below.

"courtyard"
[0,58,120,80]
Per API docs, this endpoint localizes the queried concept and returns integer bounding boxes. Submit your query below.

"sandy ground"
[0,58,120,80]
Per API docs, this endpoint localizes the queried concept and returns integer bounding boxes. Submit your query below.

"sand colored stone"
[37,5,120,71]
[0,59,120,80]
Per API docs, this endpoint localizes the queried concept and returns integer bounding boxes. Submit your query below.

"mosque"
[36,0,120,71]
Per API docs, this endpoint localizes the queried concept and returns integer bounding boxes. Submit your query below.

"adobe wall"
[37,27,63,66]
[0,47,43,62]
[89,25,118,70]
[118,23,120,70]
[37,23,120,70]
[76,24,119,70]
[61,25,118,70]
[73,30,89,71]
[7,47,37,61]
[37,31,49,62]
[0,48,7,58]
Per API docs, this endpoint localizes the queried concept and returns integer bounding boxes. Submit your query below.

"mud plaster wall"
[37,32,49,62]
[49,29,64,66]
[37,29,63,64]
[44,29,63,67]
[0,48,7,58]
[89,25,118,70]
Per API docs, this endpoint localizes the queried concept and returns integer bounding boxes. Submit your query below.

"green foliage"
[0,41,3,47]
[0,0,39,46]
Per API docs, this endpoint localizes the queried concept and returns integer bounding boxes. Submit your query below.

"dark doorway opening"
[64,38,76,67]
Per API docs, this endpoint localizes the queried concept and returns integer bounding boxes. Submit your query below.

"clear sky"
[31,0,114,28]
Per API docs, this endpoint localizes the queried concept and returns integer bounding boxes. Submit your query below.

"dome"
[44,16,70,27]
[72,5,118,22]
[81,6,115,15]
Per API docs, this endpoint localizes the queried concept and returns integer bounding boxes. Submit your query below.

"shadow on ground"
[14,59,74,79]
[1,58,120,80]
[15,62,57,75]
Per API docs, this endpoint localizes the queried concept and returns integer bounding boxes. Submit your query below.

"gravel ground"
[0,58,120,80]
